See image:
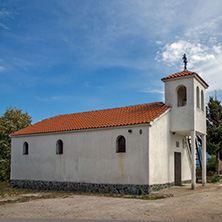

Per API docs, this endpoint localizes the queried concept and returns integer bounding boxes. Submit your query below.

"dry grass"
[0,182,75,205]
[0,182,32,198]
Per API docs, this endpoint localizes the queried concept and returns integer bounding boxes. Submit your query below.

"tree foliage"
[0,107,32,181]
[206,97,222,173]
[207,97,222,155]
[207,155,216,172]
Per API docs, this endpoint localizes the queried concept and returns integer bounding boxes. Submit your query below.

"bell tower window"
[201,90,204,111]
[177,85,187,107]
[196,87,200,108]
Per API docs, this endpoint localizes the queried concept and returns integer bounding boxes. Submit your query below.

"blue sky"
[1,0,222,123]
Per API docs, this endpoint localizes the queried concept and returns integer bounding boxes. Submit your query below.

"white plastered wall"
[193,78,207,134]
[11,125,149,185]
[148,111,191,185]
[164,76,207,134]
[165,77,195,133]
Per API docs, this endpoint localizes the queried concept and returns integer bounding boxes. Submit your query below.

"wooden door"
[174,152,182,186]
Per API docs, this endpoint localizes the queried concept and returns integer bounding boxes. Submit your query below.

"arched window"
[23,142,29,155]
[56,139,63,154]
[177,85,187,107]
[196,87,200,108]
[116,136,126,153]
[201,90,204,111]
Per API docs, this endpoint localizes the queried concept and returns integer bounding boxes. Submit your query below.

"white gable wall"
[149,111,191,185]
[11,125,149,185]
[193,78,207,134]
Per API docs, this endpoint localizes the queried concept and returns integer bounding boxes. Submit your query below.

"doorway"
[174,152,182,186]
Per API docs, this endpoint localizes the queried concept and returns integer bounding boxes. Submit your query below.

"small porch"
[172,130,207,190]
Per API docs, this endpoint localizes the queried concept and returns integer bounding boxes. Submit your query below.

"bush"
[207,171,214,177]
[0,159,10,181]
[210,173,221,183]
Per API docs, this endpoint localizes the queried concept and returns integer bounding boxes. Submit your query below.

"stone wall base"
[10,180,178,195]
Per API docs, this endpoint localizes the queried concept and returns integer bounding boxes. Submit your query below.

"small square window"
[176,141,180,148]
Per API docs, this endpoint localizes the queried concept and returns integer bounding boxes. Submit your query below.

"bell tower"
[161,67,209,189]
[162,70,208,134]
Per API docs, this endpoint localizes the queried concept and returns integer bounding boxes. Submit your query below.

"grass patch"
[0,182,32,198]
[0,182,76,205]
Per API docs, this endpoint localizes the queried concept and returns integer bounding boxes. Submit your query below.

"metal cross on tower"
[182,53,188,70]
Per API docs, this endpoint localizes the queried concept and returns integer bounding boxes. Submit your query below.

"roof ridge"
[39,102,165,121]
[12,102,169,136]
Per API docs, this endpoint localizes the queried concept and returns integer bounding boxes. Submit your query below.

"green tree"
[207,155,216,172]
[207,96,222,174]
[0,107,32,181]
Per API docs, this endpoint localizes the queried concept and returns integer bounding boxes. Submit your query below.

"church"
[10,69,209,194]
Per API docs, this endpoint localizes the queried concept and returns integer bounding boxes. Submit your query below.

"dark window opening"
[177,85,187,107]
[201,90,204,111]
[116,136,126,153]
[23,142,29,155]
[56,139,63,154]
[196,87,200,108]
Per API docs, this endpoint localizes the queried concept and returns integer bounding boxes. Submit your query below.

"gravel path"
[1,182,222,221]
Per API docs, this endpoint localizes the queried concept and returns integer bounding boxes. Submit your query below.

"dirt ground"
[1,182,222,221]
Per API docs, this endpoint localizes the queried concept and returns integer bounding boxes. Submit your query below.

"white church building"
[10,70,209,194]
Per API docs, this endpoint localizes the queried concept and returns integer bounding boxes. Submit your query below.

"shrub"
[210,173,221,183]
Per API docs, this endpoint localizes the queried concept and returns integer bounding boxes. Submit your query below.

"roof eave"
[161,74,209,88]
[149,106,171,126]
[10,122,153,138]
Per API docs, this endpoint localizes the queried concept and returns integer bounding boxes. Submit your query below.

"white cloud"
[0,22,9,30]
[156,41,162,45]
[35,96,69,102]
[184,15,222,41]
[0,10,12,30]
[140,89,164,94]
[0,11,11,17]
[157,40,219,68]
[156,39,222,92]
[0,66,5,71]
[195,56,222,92]
[153,0,222,94]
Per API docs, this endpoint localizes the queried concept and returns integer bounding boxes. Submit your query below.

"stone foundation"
[10,180,175,195]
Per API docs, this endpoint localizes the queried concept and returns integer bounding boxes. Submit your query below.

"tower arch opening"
[201,90,204,111]
[177,85,187,107]
[196,86,200,108]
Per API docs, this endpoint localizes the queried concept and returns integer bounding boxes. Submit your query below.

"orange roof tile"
[12,102,170,136]
[161,70,209,87]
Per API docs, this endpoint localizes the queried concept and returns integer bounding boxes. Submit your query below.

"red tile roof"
[161,70,209,87]
[12,102,170,136]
